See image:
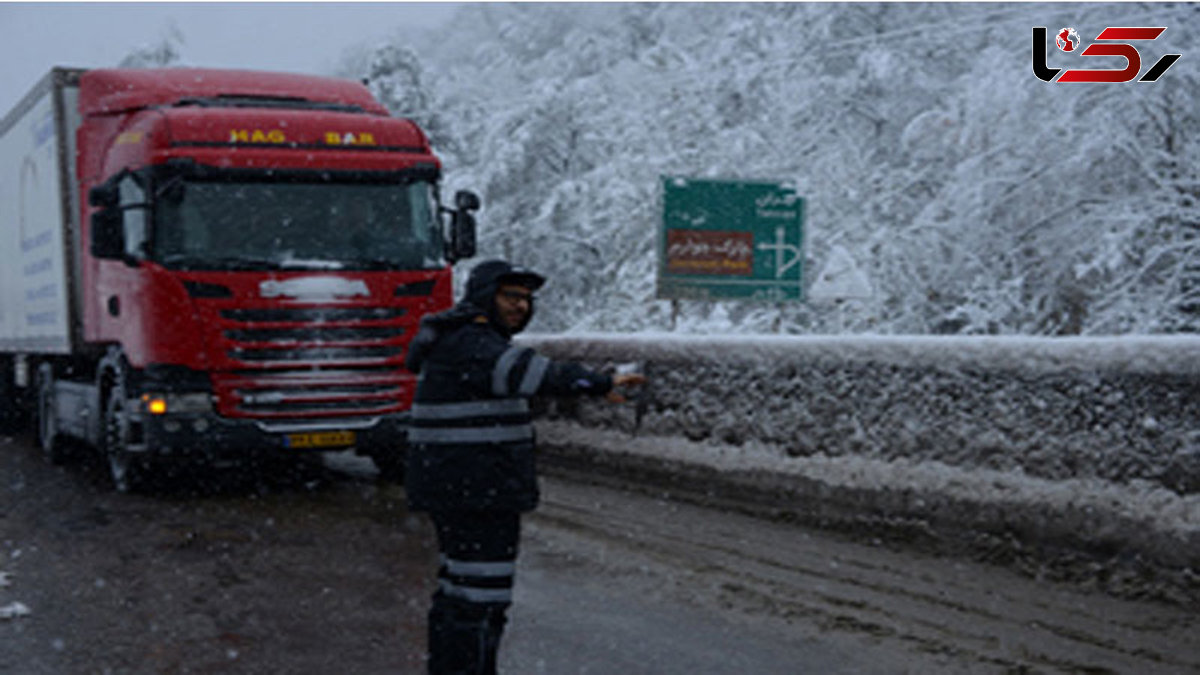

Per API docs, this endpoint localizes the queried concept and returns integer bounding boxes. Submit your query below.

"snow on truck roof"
[79,68,390,116]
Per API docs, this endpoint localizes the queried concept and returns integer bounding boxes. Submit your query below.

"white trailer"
[0,68,85,429]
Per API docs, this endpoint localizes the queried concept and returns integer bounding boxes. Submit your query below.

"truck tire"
[36,365,70,465]
[0,356,24,434]
[104,382,150,493]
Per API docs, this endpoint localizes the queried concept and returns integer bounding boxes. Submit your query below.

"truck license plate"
[285,431,356,449]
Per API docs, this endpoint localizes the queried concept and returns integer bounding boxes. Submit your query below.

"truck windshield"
[153,179,444,270]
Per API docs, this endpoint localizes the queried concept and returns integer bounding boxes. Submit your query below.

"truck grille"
[211,305,413,419]
[229,345,402,362]
[221,307,405,322]
[224,326,402,342]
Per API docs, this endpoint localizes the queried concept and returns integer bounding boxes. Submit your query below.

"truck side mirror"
[449,211,477,261]
[454,190,481,212]
[446,190,480,262]
[90,208,126,260]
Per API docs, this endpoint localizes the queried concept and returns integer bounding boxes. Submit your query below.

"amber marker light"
[143,395,168,415]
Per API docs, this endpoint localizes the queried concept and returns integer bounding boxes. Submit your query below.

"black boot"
[479,605,509,674]
[428,595,508,674]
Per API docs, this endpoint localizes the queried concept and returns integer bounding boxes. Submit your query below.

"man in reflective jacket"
[404,259,642,674]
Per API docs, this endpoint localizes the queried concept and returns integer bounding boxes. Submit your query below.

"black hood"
[464,260,545,337]
[403,302,484,373]
[403,260,545,373]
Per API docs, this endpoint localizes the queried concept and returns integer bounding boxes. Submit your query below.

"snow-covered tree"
[362,44,462,162]
[352,2,1198,335]
[118,21,186,68]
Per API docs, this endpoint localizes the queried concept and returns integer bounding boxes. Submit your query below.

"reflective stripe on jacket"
[405,318,611,512]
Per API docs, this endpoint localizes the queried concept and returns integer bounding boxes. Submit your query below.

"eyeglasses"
[497,289,534,303]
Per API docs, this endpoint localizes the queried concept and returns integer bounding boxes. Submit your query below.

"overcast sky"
[0,2,462,115]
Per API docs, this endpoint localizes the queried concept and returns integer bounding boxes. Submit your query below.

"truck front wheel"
[36,365,70,465]
[104,384,149,493]
[0,356,25,434]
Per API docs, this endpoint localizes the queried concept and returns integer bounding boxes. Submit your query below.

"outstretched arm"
[487,345,643,400]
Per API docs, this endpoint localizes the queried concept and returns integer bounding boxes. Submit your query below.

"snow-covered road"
[506,475,1199,674]
[5,430,1196,674]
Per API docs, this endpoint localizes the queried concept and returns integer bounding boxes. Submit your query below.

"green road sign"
[658,176,804,301]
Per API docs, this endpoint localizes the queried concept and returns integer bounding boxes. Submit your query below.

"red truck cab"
[62,68,476,490]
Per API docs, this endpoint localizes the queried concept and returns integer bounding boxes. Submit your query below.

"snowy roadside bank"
[526,333,1200,376]
[521,334,1200,604]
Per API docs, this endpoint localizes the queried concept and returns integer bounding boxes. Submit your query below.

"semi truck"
[0,67,478,491]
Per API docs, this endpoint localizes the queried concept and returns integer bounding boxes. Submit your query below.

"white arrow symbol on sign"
[756,227,801,279]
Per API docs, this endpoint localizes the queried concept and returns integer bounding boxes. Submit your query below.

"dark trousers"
[427,510,521,675]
